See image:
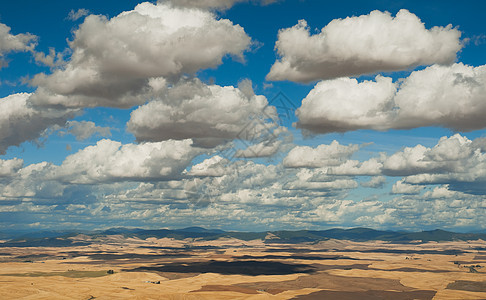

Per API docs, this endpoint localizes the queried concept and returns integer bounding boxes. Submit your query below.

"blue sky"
[1,0,486,233]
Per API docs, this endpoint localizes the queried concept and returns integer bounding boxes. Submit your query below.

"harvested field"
[1,236,486,299]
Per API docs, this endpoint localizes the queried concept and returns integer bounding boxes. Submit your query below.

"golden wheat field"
[1,235,486,299]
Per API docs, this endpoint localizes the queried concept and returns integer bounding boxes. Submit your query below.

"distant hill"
[307,228,486,242]
[0,237,91,247]
[177,227,225,234]
[2,227,486,246]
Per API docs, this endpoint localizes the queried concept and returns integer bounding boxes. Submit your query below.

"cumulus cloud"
[384,134,475,176]
[279,134,486,196]
[0,138,201,198]
[383,134,486,194]
[361,176,386,188]
[283,141,359,168]
[29,2,251,108]
[187,156,228,177]
[381,194,486,230]
[163,0,278,11]
[235,140,282,158]
[296,76,397,133]
[391,179,424,195]
[327,157,384,176]
[4,144,486,232]
[0,93,77,155]
[184,159,284,206]
[0,139,202,200]
[267,9,462,82]
[282,141,385,195]
[0,158,23,177]
[63,121,111,141]
[284,174,358,191]
[383,144,431,176]
[423,185,458,199]
[167,0,246,10]
[6,134,486,231]
[127,79,277,147]
[0,161,61,199]
[297,63,486,133]
[308,200,395,226]
[234,122,291,158]
[183,155,363,205]
[50,139,202,184]
[391,63,486,131]
[33,48,66,68]
[0,22,37,68]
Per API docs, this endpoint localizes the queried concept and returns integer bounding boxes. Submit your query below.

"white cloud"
[361,176,386,188]
[165,0,245,10]
[327,157,383,176]
[50,139,201,184]
[67,8,90,21]
[64,120,111,141]
[33,48,66,67]
[163,0,278,11]
[235,139,282,158]
[423,185,458,199]
[0,138,205,199]
[187,156,228,177]
[381,195,486,230]
[383,144,431,176]
[107,182,188,204]
[0,158,23,177]
[0,161,61,199]
[383,134,475,177]
[382,134,486,194]
[391,63,486,131]
[0,93,76,155]
[0,140,202,197]
[296,76,397,133]
[391,179,424,195]
[283,168,358,192]
[29,2,251,108]
[283,141,359,168]
[297,63,486,133]
[6,134,486,231]
[127,79,277,147]
[267,9,462,82]
[283,141,385,187]
[0,22,37,68]
[183,159,287,206]
[284,176,358,191]
[219,160,282,190]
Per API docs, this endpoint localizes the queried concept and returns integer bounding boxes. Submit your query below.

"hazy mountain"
[2,227,486,246]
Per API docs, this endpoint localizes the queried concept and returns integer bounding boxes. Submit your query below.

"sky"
[1,0,486,233]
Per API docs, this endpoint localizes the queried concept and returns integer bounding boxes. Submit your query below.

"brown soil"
[292,289,437,300]
[237,271,416,294]
[191,284,260,294]
[446,280,486,292]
